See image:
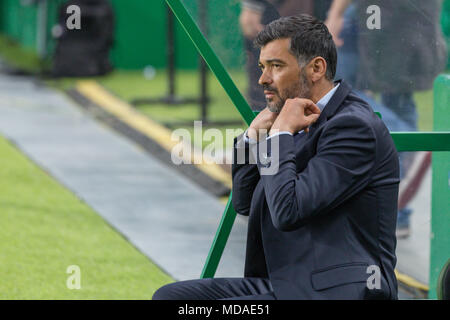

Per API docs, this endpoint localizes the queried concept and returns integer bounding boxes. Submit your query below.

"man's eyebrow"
[259,59,287,65]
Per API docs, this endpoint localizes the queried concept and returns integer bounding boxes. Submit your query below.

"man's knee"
[152,282,179,300]
[153,280,204,300]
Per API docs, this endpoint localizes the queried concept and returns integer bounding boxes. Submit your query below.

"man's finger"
[305,113,320,124]
[303,100,321,114]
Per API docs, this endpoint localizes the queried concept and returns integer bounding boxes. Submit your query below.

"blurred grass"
[0,136,173,299]
[414,90,434,131]
[0,34,44,74]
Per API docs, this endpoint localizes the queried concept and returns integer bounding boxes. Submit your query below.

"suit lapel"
[293,80,352,172]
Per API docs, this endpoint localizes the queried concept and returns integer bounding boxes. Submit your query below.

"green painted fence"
[0,0,244,70]
[429,74,450,299]
[166,0,450,299]
[0,0,65,53]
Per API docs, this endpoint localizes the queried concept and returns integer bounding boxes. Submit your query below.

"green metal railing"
[166,0,450,288]
[429,74,450,299]
[166,0,254,126]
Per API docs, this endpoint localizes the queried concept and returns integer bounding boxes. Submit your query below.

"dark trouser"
[152,277,275,300]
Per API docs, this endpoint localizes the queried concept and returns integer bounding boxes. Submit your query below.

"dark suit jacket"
[232,80,400,299]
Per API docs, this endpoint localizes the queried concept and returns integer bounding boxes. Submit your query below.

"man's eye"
[273,64,281,69]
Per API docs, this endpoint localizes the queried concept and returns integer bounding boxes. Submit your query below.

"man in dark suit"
[153,14,399,300]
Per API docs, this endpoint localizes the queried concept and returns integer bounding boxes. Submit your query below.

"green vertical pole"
[200,192,237,278]
[429,74,450,299]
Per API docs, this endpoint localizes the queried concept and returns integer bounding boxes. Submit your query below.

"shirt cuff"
[267,131,293,140]
[245,130,298,143]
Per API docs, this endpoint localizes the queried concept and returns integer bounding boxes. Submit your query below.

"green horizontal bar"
[391,132,450,151]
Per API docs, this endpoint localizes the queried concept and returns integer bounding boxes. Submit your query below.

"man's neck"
[310,80,335,104]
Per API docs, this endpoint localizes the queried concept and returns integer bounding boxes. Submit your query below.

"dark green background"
[0,0,245,70]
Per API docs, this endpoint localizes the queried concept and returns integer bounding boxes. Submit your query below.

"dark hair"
[254,14,337,80]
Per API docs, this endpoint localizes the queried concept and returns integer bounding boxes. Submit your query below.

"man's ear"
[309,57,327,83]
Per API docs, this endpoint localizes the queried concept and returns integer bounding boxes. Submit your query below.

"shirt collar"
[316,83,340,111]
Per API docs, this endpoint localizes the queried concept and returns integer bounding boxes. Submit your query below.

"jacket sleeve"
[231,133,260,216]
[259,115,377,231]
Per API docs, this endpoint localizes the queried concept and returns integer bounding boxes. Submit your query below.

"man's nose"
[258,70,272,86]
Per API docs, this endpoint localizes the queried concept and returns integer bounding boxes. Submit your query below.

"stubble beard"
[266,70,312,113]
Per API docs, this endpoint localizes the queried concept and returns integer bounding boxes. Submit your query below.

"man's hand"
[269,98,321,135]
[248,107,279,141]
[239,7,264,39]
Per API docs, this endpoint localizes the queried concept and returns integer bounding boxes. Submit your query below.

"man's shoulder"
[320,90,396,157]
[330,90,386,132]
